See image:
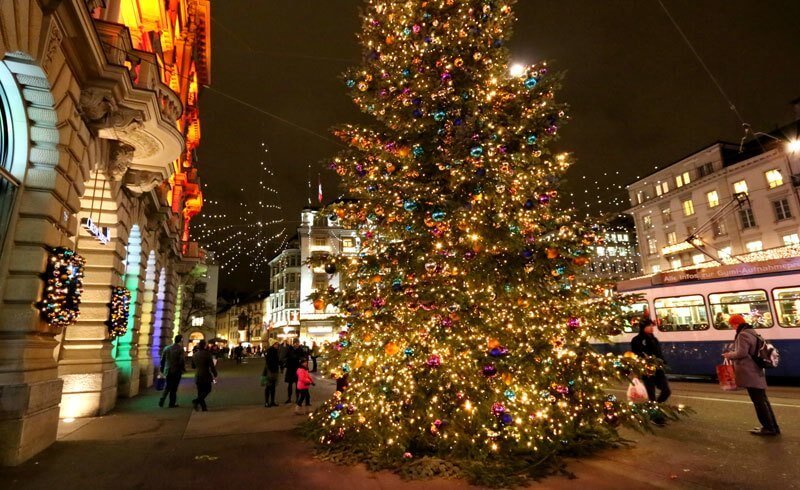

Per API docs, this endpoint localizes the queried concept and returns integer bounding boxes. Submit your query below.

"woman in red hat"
[722,314,780,436]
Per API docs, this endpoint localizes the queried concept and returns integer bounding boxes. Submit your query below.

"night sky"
[197,0,800,293]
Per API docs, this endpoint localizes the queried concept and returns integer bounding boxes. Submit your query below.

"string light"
[38,247,85,328]
[107,286,131,337]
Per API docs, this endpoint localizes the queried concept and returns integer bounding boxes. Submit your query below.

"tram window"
[621,302,649,333]
[654,295,708,331]
[772,287,800,328]
[709,290,772,329]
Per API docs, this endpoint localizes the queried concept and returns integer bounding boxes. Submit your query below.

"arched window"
[0,60,26,257]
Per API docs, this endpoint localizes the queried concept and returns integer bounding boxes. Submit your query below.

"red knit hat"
[728,314,746,327]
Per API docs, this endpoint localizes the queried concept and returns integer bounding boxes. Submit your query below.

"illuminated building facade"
[0,0,211,464]
[626,113,800,274]
[584,214,640,280]
[267,236,301,339]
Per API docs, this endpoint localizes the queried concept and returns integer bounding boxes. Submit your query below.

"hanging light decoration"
[38,247,85,328]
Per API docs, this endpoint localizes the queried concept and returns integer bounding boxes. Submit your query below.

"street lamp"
[788,139,800,153]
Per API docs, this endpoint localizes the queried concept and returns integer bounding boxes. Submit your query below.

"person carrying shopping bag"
[722,314,780,436]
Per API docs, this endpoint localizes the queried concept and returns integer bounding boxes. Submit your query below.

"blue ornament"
[475,168,486,177]
[522,249,534,259]
[335,403,345,410]
[526,134,538,145]
[524,77,538,89]
[339,340,349,348]
[431,209,446,221]
[404,347,414,357]
[402,68,411,77]
[503,283,513,292]
[500,413,514,425]
[412,145,424,157]
[509,224,520,234]
[524,199,535,210]
[403,200,419,212]
[470,146,484,157]
[556,265,566,275]
[504,389,516,401]
[341,363,351,373]
[405,225,414,232]
[412,109,423,118]
[391,278,403,291]
[346,79,355,88]
[434,111,446,121]
[330,410,341,419]
[403,27,412,36]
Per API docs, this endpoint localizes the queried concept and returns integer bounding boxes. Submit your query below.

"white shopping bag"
[627,378,649,403]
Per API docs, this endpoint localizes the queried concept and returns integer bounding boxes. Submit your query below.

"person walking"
[263,341,280,407]
[631,318,672,403]
[723,314,780,436]
[284,339,301,403]
[310,341,320,373]
[159,334,185,408]
[192,340,218,412]
[295,359,315,415]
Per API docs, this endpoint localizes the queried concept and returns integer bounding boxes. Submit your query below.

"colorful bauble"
[39,247,85,329]
[426,354,442,367]
[491,402,506,416]
[431,209,446,221]
[504,389,516,401]
[470,146,484,157]
[524,77,538,89]
[482,364,498,377]
[325,263,337,274]
[526,134,538,145]
[107,286,131,337]
[403,200,419,212]
[384,342,400,356]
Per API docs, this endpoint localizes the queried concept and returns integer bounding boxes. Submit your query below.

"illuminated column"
[136,250,158,389]
[113,224,142,398]
[149,267,167,366]
[157,267,180,358]
[60,170,123,418]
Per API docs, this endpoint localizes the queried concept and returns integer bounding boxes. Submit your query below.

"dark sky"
[197,0,800,293]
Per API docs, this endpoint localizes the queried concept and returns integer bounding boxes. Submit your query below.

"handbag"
[155,374,166,391]
[716,359,737,391]
[626,378,649,403]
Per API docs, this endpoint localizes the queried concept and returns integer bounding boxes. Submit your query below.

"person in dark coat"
[631,318,672,403]
[284,339,301,403]
[159,334,185,408]
[192,340,218,412]
[263,341,280,407]
[278,341,289,373]
[723,314,780,436]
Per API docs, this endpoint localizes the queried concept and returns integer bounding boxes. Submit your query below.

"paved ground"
[2,359,799,489]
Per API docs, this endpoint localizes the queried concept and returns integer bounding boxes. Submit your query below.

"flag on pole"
[318,174,323,204]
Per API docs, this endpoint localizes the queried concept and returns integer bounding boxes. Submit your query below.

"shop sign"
[80,217,110,245]
[308,326,333,334]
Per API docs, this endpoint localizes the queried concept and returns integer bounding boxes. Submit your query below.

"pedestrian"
[192,340,218,412]
[284,339,301,403]
[631,318,672,403]
[159,334,185,408]
[295,359,315,415]
[310,341,320,372]
[234,344,244,364]
[278,340,289,373]
[263,341,280,407]
[723,314,780,436]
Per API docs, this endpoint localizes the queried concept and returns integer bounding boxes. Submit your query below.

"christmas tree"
[308,0,677,484]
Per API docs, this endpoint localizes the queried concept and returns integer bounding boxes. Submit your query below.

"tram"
[600,256,800,378]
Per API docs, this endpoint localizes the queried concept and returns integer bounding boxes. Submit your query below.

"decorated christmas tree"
[308,0,678,484]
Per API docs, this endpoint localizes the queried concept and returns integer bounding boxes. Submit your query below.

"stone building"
[626,115,800,274]
[297,207,358,344]
[583,214,640,280]
[215,291,268,347]
[266,235,301,340]
[0,0,211,465]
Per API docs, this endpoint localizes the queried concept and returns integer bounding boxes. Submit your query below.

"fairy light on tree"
[195,142,286,283]
[304,1,682,485]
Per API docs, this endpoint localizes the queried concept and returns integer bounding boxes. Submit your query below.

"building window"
[636,191,645,204]
[719,246,732,258]
[642,215,653,230]
[647,238,657,255]
[667,231,677,245]
[713,219,727,236]
[773,198,792,221]
[682,199,694,216]
[692,253,705,265]
[661,207,672,223]
[746,240,763,252]
[341,237,356,250]
[739,208,756,229]
[313,238,327,247]
[675,171,691,188]
[671,258,682,270]
[733,180,748,195]
[707,190,719,208]
[698,162,714,177]
[651,264,661,274]
[655,181,669,196]
[765,169,783,189]
[783,233,800,246]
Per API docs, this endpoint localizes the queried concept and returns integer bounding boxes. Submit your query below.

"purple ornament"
[489,347,509,357]
[440,316,453,328]
[568,317,581,329]
[538,194,551,205]
[491,402,506,416]
[464,250,476,260]
[482,364,498,377]
[545,125,558,135]
[426,354,442,367]
[412,24,421,33]
[372,297,386,309]
[441,72,452,82]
